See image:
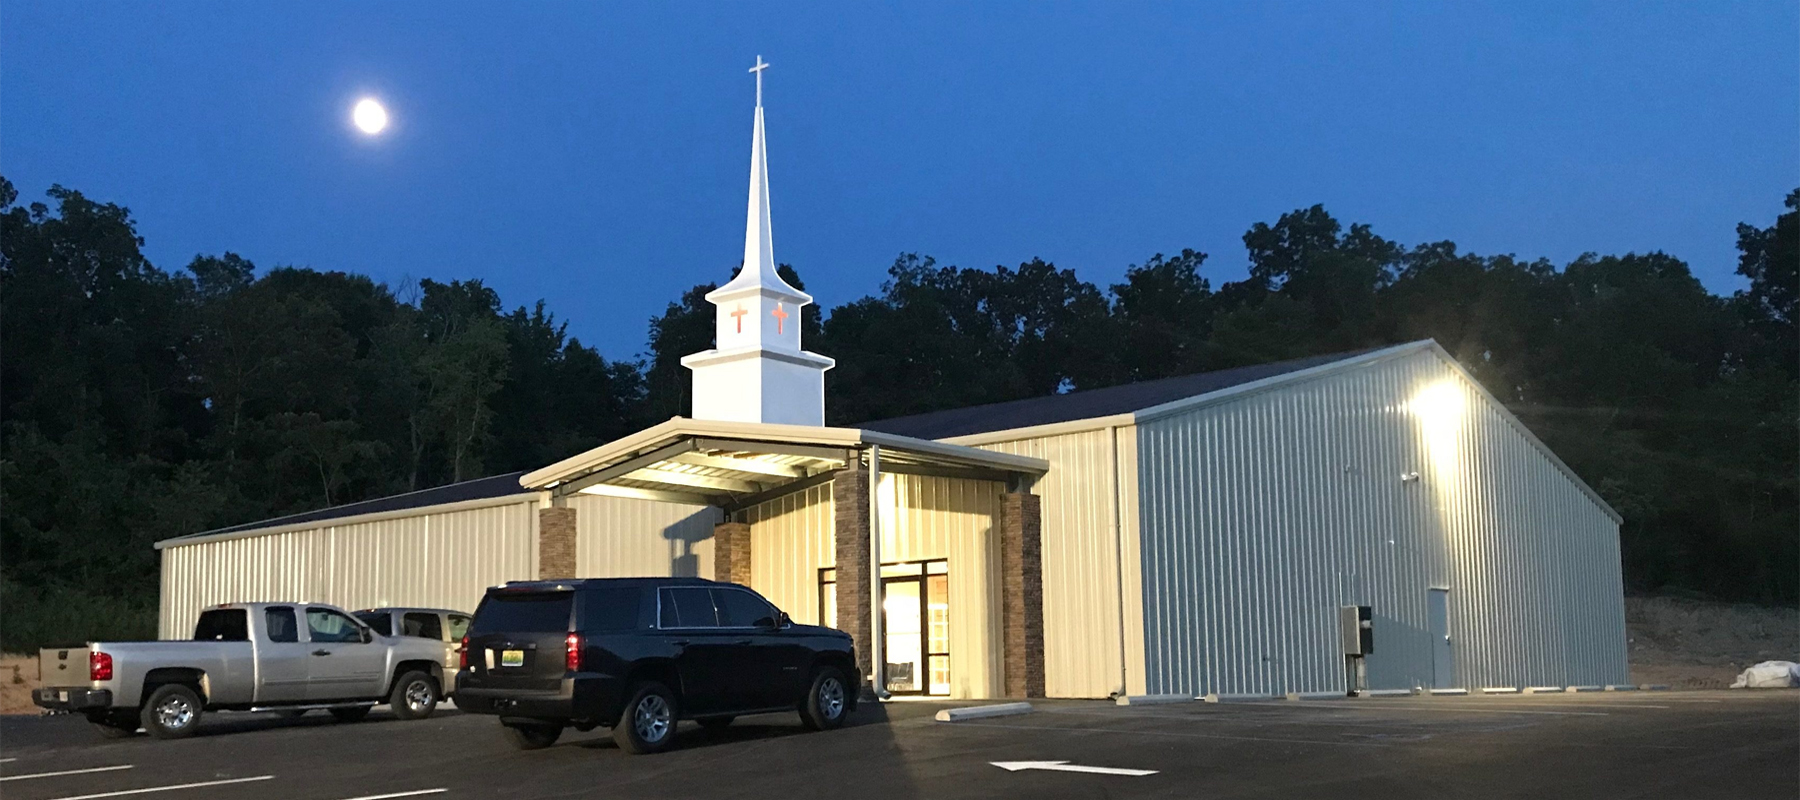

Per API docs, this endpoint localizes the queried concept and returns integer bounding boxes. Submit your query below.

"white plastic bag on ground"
[1729,660,1800,688]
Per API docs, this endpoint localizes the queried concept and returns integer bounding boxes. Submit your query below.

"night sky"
[5,2,1794,359]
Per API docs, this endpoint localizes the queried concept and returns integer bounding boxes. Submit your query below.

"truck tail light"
[90,651,113,682]
[565,632,582,672]
[458,635,469,670]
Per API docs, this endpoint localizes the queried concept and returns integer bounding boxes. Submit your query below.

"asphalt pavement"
[1,690,1795,799]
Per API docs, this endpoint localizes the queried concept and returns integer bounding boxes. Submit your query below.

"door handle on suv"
[311,649,331,657]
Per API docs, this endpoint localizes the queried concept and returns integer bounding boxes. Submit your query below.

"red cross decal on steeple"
[730,305,748,333]
[771,303,789,334]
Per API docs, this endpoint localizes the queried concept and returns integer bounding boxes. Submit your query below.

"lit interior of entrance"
[820,560,949,696]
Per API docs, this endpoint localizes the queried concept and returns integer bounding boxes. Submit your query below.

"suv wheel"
[141,684,203,739]
[613,681,679,755]
[388,671,439,720]
[800,666,849,731]
[503,722,564,750]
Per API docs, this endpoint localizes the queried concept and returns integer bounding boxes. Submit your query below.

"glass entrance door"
[879,560,949,696]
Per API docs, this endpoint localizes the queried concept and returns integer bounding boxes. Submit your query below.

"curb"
[1522,686,1563,694]
[1428,688,1469,696]
[1565,686,1603,692]
[1203,692,1280,703]
[1286,691,1349,701]
[1357,689,1416,698]
[1603,685,1638,692]
[1482,687,1520,694]
[1115,694,1194,706]
[935,702,1034,722]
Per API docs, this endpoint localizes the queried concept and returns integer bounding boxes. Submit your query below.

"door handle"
[311,649,331,657]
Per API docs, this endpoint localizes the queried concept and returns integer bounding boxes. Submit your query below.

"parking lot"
[1,690,1795,799]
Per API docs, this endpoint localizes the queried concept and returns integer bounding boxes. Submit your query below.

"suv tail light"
[458,635,469,670]
[90,651,113,682]
[565,632,582,673]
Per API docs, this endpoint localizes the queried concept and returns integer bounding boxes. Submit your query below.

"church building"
[156,61,1631,700]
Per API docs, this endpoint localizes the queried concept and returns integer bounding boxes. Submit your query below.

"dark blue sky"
[6,2,1794,360]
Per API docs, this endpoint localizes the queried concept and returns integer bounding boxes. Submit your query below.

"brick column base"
[713,521,752,584]
[832,466,873,694]
[539,506,578,580]
[1001,491,1046,698]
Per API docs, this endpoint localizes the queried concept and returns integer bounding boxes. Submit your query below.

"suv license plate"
[501,649,524,668]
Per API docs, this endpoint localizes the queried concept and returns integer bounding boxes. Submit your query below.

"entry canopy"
[519,418,1050,511]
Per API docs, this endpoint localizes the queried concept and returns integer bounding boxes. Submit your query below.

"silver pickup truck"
[34,602,448,739]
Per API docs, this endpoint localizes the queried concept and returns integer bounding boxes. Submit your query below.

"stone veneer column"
[1001,491,1046,698]
[712,521,753,584]
[538,505,578,580]
[832,466,873,692]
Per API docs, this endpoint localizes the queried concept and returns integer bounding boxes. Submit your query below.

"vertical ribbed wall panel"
[158,497,538,638]
[742,482,836,624]
[571,494,719,580]
[976,428,1137,699]
[1136,349,1629,696]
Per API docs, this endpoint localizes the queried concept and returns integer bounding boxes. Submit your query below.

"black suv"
[454,577,859,754]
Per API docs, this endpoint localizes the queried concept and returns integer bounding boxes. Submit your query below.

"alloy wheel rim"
[635,694,672,743]
[820,677,844,719]
[157,695,193,729]
[405,680,434,711]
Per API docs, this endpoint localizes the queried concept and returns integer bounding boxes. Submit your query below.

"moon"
[352,98,388,135]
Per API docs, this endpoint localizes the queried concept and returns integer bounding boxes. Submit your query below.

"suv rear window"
[193,609,248,641]
[471,592,574,635]
[355,611,392,636]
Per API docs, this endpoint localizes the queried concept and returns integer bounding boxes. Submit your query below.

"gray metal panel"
[1135,348,1629,696]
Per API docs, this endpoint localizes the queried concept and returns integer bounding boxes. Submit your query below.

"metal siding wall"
[737,475,1005,700]
[570,494,720,580]
[976,429,1136,699]
[1135,350,1629,696]
[158,498,538,639]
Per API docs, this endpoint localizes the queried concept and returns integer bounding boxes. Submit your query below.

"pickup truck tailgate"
[39,646,91,689]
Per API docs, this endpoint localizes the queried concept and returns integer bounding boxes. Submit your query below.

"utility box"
[1340,605,1374,655]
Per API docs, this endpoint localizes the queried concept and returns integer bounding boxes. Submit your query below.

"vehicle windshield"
[471,592,573,635]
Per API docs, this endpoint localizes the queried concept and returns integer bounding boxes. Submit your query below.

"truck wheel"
[800,666,849,731]
[140,684,203,739]
[503,722,563,749]
[329,705,372,723]
[388,671,439,720]
[87,711,139,738]
[612,681,679,754]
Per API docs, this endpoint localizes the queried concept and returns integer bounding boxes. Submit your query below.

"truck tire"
[329,705,372,723]
[87,711,139,738]
[503,722,563,749]
[140,684,203,739]
[388,671,439,720]
[612,681,679,755]
[799,666,849,731]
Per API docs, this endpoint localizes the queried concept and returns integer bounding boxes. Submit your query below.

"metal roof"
[859,348,1386,440]
[169,471,529,542]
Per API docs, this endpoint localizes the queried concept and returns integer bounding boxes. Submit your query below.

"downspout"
[1110,424,1129,697]
[868,444,888,699]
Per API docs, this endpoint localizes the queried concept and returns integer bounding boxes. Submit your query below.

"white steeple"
[680,56,835,426]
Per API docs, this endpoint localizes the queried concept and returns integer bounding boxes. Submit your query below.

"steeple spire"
[681,56,835,427]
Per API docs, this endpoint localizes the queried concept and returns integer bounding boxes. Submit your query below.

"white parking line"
[0,758,17,763]
[2,765,134,782]
[48,775,273,800]
[339,790,447,800]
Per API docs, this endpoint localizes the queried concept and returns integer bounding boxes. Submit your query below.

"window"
[306,607,365,643]
[193,609,248,642]
[713,589,777,628]
[402,612,443,640]
[265,607,299,643]
[658,587,718,628]
[447,614,472,640]
[579,588,644,633]
[355,611,392,636]
[470,592,573,635]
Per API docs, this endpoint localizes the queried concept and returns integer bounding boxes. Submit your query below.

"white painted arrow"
[991,760,1158,777]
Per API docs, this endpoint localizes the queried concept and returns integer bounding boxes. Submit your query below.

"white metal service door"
[1428,589,1453,689]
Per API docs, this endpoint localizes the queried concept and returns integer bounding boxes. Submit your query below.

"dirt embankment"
[1627,597,1799,688]
[2,654,40,714]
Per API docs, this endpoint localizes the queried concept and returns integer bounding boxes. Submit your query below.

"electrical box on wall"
[1340,605,1374,655]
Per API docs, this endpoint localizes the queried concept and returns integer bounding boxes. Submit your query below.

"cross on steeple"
[771,302,789,334]
[749,56,769,108]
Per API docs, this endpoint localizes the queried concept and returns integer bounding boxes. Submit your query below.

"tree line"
[2,176,1792,647]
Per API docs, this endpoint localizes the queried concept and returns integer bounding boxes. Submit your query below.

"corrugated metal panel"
[976,428,1139,699]
[570,494,720,579]
[1135,348,1629,696]
[736,474,1006,700]
[158,498,538,639]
